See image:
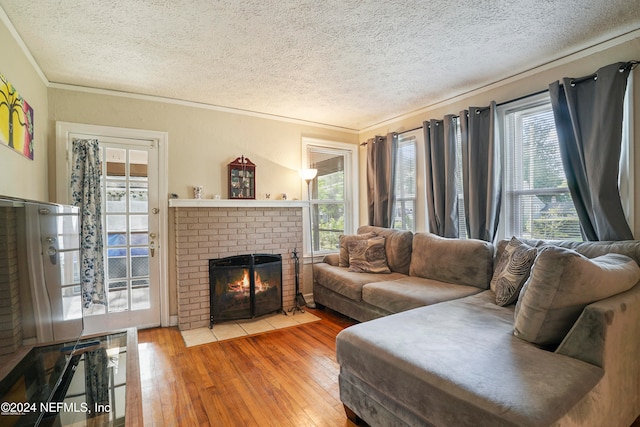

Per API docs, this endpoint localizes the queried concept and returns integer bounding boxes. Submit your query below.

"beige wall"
[0,19,49,201]
[358,35,640,238]
[47,89,358,201]
[4,9,639,321]
[47,89,358,319]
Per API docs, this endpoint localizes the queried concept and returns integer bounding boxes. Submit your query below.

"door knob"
[47,246,58,264]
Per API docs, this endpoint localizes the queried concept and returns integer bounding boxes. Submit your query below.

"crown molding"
[0,6,48,86]
[48,82,360,134]
[3,1,637,135]
[359,28,640,134]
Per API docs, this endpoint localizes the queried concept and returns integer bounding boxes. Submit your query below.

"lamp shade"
[299,168,318,182]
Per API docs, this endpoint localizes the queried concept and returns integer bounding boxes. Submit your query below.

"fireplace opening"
[208,254,282,327]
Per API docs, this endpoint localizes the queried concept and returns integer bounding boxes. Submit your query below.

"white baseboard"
[303,293,316,308]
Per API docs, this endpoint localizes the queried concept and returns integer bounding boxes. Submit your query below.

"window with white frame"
[415,79,633,241]
[302,138,358,255]
[498,93,583,241]
[393,133,417,231]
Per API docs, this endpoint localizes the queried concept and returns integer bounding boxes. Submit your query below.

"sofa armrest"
[322,253,340,266]
[556,282,640,369]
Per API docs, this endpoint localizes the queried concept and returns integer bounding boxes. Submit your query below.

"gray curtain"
[70,138,106,308]
[459,101,502,242]
[424,115,458,237]
[549,62,633,241]
[367,133,398,227]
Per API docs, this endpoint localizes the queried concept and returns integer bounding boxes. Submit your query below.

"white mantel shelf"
[168,199,308,208]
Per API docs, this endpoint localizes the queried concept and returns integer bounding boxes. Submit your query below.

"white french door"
[56,122,170,334]
[82,138,161,332]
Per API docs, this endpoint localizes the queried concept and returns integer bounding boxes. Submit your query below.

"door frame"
[55,121,169,327]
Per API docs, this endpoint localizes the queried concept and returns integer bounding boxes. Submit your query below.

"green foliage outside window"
[510,106,582,241]
[314,171,345,251]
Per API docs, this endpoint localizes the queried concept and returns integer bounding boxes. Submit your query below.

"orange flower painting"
[0,73,34,160]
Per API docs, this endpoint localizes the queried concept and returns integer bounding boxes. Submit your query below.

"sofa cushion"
[409,232,494,289]
[312,262,407,302]
[357,226,413,274]
[514,246,640,346]
[490,237,537,306]
[338,232,377,267]
[496,238,640,266]
[337,291,604,427]
[347,237,391,273]
[362,277,482,314]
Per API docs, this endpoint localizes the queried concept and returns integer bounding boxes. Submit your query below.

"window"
[408,77,633,241]
[302,138,358,256]
[393,133,417,231]
[498,93,582,241]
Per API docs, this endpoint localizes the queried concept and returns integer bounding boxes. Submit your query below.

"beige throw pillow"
[347,237,391,274]
[514,246,640,346]
[338,232,376,267]
[490,237,537,306]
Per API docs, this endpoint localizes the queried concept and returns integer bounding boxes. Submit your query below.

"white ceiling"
[2,1,640,131]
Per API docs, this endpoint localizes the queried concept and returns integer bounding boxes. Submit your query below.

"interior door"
[82,137,161,333]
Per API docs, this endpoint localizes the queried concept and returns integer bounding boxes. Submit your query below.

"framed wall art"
[1,73,34,160]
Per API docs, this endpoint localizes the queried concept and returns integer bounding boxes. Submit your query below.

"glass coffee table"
[0,329,141,427]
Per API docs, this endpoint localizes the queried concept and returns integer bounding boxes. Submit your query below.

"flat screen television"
[0,195,84,425]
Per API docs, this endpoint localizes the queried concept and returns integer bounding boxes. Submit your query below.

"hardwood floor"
[137,309,640,427]
[137,308,358,426]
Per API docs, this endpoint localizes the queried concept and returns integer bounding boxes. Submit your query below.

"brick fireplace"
[171,200,305,330]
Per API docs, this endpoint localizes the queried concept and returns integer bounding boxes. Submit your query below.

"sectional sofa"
[313,226,640,426]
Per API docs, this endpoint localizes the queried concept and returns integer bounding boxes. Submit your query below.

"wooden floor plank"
[137,308,640,426]
[137,308,357,426]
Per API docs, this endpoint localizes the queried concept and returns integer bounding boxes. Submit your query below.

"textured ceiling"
[1,0,640,130]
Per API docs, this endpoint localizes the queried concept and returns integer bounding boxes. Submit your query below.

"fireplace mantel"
[169,199,308,208]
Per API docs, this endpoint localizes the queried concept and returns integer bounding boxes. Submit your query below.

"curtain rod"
[360,60,639,146]
[359,126,422,145]
[569,60,639,86]
[359,99,514,145]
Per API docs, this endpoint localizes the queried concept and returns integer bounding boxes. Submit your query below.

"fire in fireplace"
[208,254,282,326]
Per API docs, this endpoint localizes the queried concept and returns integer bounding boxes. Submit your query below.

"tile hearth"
[180,311,320,347]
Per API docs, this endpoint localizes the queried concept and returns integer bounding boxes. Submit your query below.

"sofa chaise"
[313,226,640,426]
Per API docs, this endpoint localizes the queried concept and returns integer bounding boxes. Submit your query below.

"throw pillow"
[513,246,640,346]
[347,237,391,274]
[490,237,537,306]
[338,232,376,267]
